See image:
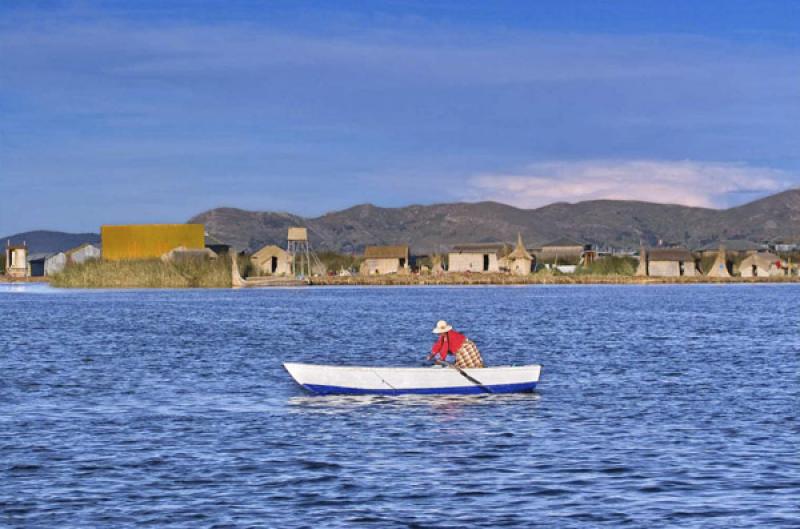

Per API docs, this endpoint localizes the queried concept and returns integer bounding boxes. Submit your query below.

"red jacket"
[430,330,466,361]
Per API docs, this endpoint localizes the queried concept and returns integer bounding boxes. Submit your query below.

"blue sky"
[1,0,799,234]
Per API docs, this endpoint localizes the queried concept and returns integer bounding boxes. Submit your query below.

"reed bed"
[575,256,638,276]
[51,258,232,288]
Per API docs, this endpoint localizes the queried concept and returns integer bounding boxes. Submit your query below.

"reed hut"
[646,248,697,277]
[507,234,534,275]
[739,252,786,277]
[447,243,508,273]
[361,245,409,275]
[537,237,586,265]
[250,245,292,275]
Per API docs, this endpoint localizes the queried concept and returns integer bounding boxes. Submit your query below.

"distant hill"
[1,231,100,254]
[189,189,800,253]
[8,190,796,256]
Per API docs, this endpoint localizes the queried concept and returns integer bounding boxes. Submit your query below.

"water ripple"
[1,284,798,528]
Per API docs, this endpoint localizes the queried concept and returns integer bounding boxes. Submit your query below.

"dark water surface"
[1,284,798,528]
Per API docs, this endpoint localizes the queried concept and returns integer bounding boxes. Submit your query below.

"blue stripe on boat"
[302,381,537,395]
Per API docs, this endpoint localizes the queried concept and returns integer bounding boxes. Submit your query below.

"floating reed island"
[46,254,800,289]
[10,222,799,288]
[33,233,800,289]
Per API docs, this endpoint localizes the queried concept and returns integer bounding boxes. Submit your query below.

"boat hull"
[284,362,542,395]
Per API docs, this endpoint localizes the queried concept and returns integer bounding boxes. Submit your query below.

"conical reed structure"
[707,245,731,277]
[635,245,648,276]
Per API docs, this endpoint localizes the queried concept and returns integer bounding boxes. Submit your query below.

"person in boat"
[427,320,485,368]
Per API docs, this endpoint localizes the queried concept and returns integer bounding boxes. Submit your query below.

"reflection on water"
[0,282,55,294]
[287,392,542,413]
[1,284,798,528]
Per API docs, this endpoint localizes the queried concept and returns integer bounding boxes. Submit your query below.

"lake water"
[1,284,798,528]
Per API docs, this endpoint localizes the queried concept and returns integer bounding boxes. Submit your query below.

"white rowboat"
[284,362,542,395]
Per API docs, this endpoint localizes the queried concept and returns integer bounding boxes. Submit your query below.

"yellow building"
[101,224,205,260]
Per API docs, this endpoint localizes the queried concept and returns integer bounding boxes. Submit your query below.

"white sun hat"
[432,320,453,334]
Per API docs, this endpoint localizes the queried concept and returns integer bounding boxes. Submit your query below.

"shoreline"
[0,277,50,284]
[5,274,799,288]
[309,274,800,286]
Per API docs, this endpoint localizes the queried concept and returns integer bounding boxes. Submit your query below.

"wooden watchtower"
[5,240,29,278]
[287,227,311,278]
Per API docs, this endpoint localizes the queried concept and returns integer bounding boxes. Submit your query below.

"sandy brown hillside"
[190,189,800,253]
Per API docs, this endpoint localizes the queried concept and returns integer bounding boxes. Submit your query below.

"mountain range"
[4,189,799,255]
[1,231,100,255]
[191,189,800,253]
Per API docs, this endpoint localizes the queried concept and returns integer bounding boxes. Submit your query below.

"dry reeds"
[50,258,232,288]
[49,259,798,288]
[576,256,638,276]
[310,272,799,286]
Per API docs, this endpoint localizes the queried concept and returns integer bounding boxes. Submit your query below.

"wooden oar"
[435,360,493,394]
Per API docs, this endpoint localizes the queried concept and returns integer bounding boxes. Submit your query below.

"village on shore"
[3,222,799,287]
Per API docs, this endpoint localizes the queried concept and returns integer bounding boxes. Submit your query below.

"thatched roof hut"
[361,245,410,275]
[250,245,292,275]
[448,242,509,273]
[507,234,534,275]
[646,247,697,277]
[739,252,786,277]
[540,237,584,257]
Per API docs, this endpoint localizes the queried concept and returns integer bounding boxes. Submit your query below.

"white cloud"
[465,160,793,209]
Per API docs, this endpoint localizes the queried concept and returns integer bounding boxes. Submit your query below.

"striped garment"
[455,339,484,368]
